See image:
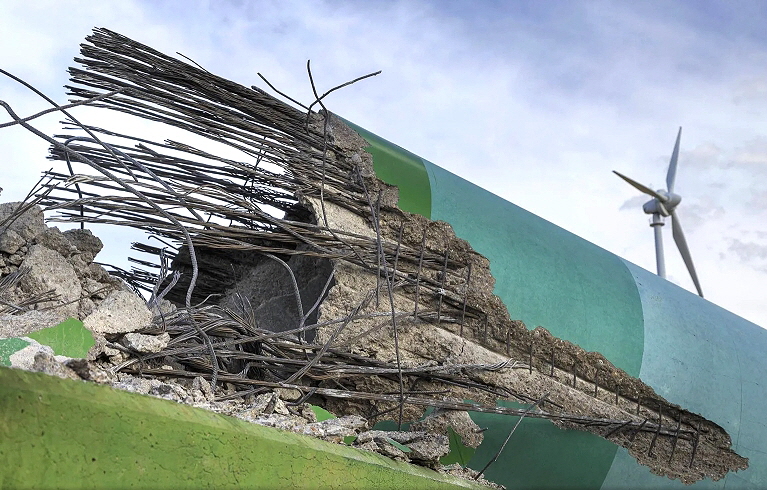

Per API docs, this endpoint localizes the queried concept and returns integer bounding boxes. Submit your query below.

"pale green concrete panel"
[27,317,94,358]
[0,367,485,490]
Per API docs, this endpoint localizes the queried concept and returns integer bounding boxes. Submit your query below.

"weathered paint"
[0,367,485,489]
[0,337,30,367]
[350,122,765,488]
[26,317,94,358]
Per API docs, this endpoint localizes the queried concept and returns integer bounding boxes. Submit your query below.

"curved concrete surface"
[351,123,765,489]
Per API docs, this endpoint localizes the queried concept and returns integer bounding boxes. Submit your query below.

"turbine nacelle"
[642,191,681,217]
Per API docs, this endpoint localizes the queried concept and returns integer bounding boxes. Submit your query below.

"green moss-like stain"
[0,337,30,366]
[0,367,485,489]
[340,119,432,218]
[441,427,476,466]
[27,317,94,358]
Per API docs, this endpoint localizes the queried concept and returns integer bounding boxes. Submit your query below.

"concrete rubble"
[0,202,126,332]
[0,199,501,487]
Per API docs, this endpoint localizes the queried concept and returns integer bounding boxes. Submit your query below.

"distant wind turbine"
[613,127,703,297]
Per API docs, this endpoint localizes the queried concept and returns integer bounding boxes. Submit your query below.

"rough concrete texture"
[7,339,68,373]
[411,410,484,449]
[19,244,82,318]
[0,202,123,321]
[83,290,152,334]
[122,331,170,353]
[62,228,103,263]
[1,367,487,490]
[300,115,748,484]
[357,430,451,468]
[0,311,64,339]
[219,248,334,341]
[0,202,45,244]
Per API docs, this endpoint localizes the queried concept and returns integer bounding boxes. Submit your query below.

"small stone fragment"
[19,244,82,318]
[122,332,170,354]
[34,227,77,258]
[191,376,213,400]
[0,311,65,339]
[83,290,152,334]
[275,387,303,402]
[0,202,45,243]
[63,228,103,263]
[30,350,80,381]
[65,359,114,383]
[355,430,450,467]
[410,409,484,448]
[0,229,24,255]
[302,415,368,443]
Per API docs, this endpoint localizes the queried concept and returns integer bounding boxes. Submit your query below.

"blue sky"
[2,0,766,326]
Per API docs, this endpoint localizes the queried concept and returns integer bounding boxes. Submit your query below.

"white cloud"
[1,0,766,326]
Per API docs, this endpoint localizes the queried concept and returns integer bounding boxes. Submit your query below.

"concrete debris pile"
[0,201,126,336]
[1,27,747,485]
[0,201,498,486]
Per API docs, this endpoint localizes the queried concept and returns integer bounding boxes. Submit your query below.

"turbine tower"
[613,127,703,297]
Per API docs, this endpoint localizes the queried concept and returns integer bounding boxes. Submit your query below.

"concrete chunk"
[83,290,151,334]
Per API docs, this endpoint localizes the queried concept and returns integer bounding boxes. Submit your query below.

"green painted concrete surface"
[341,119,432,218]
[353,125,645,489]
[0,367,485,489]
[26,318,94,358]
[0,337,30,367]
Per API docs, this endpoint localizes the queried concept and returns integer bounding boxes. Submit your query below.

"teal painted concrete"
[423,161,645,377]
[467,400,618,490]
[423,161,647,489]
[349,121,764,489]
[600,262,766,489]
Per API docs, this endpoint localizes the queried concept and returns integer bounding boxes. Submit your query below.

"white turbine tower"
[613,127,703,297]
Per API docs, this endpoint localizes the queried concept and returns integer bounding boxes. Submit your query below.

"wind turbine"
[613,127,704,297]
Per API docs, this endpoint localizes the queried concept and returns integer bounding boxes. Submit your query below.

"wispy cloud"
[1,0,766,326]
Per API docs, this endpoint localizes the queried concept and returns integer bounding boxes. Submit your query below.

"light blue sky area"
[1,0,766,327]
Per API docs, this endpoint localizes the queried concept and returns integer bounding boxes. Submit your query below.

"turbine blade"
[670,211,703,297]
[613,171,666,201]
[666,127,682,193]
